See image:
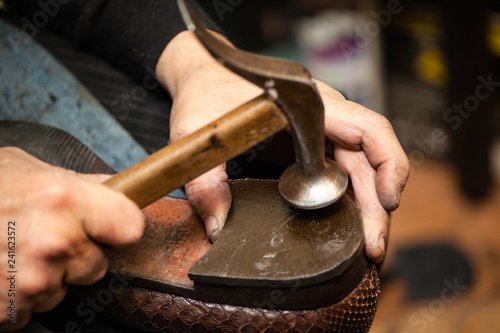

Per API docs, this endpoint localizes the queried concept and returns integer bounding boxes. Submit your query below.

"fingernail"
[388,190,402,211]
[208,226,219,243]
[205,215,219,243]
[394,194,400,209]
[375,235,386,263]
[396,187,405,207]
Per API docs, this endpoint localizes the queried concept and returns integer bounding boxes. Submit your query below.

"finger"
[22,260,67,313]
[322,96,410,210]
[64,241,108,285]
[17,257,66,314]
[36,213,109,285]
[335,146,389,263]
[73,179,145,249]
[32,284,67,313]
[184,164,231,242]
[356,119,409,210]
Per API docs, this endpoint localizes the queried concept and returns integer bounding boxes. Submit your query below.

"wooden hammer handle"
[104,94,288,208]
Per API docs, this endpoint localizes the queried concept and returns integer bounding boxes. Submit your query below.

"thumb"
[74,176,145,250]
[185,164,231,242]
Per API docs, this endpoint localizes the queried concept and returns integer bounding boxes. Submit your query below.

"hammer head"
[178,0,348,209]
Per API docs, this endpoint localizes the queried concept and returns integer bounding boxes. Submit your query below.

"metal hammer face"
[179,0,348,209]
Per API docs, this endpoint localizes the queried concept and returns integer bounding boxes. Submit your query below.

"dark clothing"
[2,0,221,153]
[4,0,219,79]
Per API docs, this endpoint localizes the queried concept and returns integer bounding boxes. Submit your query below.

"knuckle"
[186,170,227,196]
[67,255,109,285]
[185,183,209,200]
[185,183,206,209]
[373,113,394,131]
[22,273,52,298]
[42,182,75,209]
[186,183,231,217]
[88,258,108,284]
[64,245,109,285]
[41,234,73,258]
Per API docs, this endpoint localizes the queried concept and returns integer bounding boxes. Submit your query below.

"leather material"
[0,121,381,331]
[95,263,379,333]
[96,193,381,332]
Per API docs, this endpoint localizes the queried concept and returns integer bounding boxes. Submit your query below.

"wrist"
[155,30,228,98]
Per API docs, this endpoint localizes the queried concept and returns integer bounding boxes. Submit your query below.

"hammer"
[104,0,348,210]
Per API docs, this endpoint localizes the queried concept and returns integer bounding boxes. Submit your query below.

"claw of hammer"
[178,0,348,209]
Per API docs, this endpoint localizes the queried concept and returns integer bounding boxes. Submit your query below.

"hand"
[156,31,410,262]
[156,31,262,241]
[316,80,410,262]
[0,147,144,330]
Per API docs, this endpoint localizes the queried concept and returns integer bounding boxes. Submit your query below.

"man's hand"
[316,80,410,262]
[0,147,144,330]
[156,31,410,261]
[156,31,262,241]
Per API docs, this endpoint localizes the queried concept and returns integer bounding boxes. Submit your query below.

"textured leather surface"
[105,188,371,311]
[99,184,381,332]
[98,263,379,333]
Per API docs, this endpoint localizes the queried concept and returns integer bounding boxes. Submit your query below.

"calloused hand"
[156,31,410,262]
[0,147,144,330]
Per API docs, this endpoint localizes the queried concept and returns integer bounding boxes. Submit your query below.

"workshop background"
[199,0,500,332]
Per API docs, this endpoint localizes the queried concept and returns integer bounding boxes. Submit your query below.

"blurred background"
[198,0,500,332]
